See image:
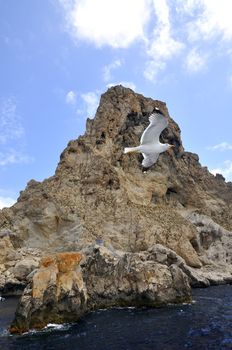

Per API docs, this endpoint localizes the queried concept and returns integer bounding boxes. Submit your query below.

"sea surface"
[1,285,232,350]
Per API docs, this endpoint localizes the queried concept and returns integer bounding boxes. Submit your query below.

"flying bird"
[124,108,174,168]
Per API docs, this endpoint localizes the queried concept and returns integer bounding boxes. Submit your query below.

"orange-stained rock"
[10,251,87,334]
[40,255,56,268]
[32,264,58,299]
[10,245,193,334]
[9,326,29,335]
[32,252,83,299]
[56,252,82,273]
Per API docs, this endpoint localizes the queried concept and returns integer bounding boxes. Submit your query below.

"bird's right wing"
[142,153,159,168]
[140,113,168,145]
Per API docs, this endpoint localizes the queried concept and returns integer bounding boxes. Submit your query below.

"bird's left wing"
[140,113,168,145]
[142,153,159,168]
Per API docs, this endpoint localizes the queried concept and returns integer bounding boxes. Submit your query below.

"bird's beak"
[169,144,175,149]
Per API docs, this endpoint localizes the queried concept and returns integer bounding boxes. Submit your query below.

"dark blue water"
[1,285,232,350]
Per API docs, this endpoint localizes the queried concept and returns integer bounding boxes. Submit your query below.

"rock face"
[0,230,41,295]
[10,245,191,333]
[0,85,232,330]
[10,252,87,333]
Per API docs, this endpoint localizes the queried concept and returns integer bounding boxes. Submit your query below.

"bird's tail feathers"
[124,147,139,154]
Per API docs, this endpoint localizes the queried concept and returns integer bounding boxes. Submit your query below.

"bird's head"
[153,107,164,116]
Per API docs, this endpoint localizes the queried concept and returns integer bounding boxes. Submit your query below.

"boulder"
[83,245,191,308]
[13,258,39,281]
[0,235,15,264]
[10,252,87,333]
[10,246,191,333]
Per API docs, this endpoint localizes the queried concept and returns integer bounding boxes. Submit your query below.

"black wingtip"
[153,107,164,115]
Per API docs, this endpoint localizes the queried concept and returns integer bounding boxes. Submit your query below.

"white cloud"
[81,91,99,117]
[144,0,184,81]
[58,0,232,82]
[0,97,32,168]
[149,0,183,59]
[207,142,232,151]
[65,90,77,105]
[0,98,24,144]
[147,27,183,61]
[106,81,136,91]
[64,89,101,117]
[177,0,232,42]
[59,0,150,48]
[0,196,16,209]
[103,59,122,82]
[185,48,207,72]
[0,150,33,167]
[144,60,166,81]
[59,0,183,82]
[210,160,232,182]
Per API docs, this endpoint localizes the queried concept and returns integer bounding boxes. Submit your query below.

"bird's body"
[125,142,168,155]
[124,109,173,168]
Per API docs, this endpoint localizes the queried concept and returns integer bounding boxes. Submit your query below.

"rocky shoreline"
[9,245,191,334]
[7,241,232,334]
[0,86,232,333]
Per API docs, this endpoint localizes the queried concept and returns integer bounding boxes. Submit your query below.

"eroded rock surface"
[10,252,87,333]
[10,245,191,333]
[0,85,232,329]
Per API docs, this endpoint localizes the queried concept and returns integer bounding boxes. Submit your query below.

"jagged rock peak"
[57,85,183,173]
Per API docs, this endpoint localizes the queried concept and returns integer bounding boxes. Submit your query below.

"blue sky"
[1,0,232,208]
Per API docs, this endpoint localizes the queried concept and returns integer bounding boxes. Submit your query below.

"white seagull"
[124,108,174,168]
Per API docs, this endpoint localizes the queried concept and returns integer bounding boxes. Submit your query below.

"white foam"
[21,323,71,336]
[45,323,66,330]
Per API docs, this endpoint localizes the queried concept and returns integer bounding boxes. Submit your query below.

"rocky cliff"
[1,85,232,332]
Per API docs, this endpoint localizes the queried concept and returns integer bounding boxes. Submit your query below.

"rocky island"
[0,86,232,333]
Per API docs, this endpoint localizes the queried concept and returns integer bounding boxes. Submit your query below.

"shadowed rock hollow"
[1,85,232,332]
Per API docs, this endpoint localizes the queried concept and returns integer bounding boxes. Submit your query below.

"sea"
[1,285,232,350]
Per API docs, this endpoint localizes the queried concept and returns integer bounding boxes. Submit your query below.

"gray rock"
[10,246,191,333]
[13,258,39,281]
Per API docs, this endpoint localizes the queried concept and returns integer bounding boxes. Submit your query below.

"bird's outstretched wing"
[140,113,168,145]
[142,153,159,168]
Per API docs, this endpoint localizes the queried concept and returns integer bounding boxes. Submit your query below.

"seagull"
[124,108,174,168]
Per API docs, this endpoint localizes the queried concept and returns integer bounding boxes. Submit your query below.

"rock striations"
[0,85,232,333]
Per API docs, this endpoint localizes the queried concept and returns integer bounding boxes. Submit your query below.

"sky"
[1,0,232,208]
